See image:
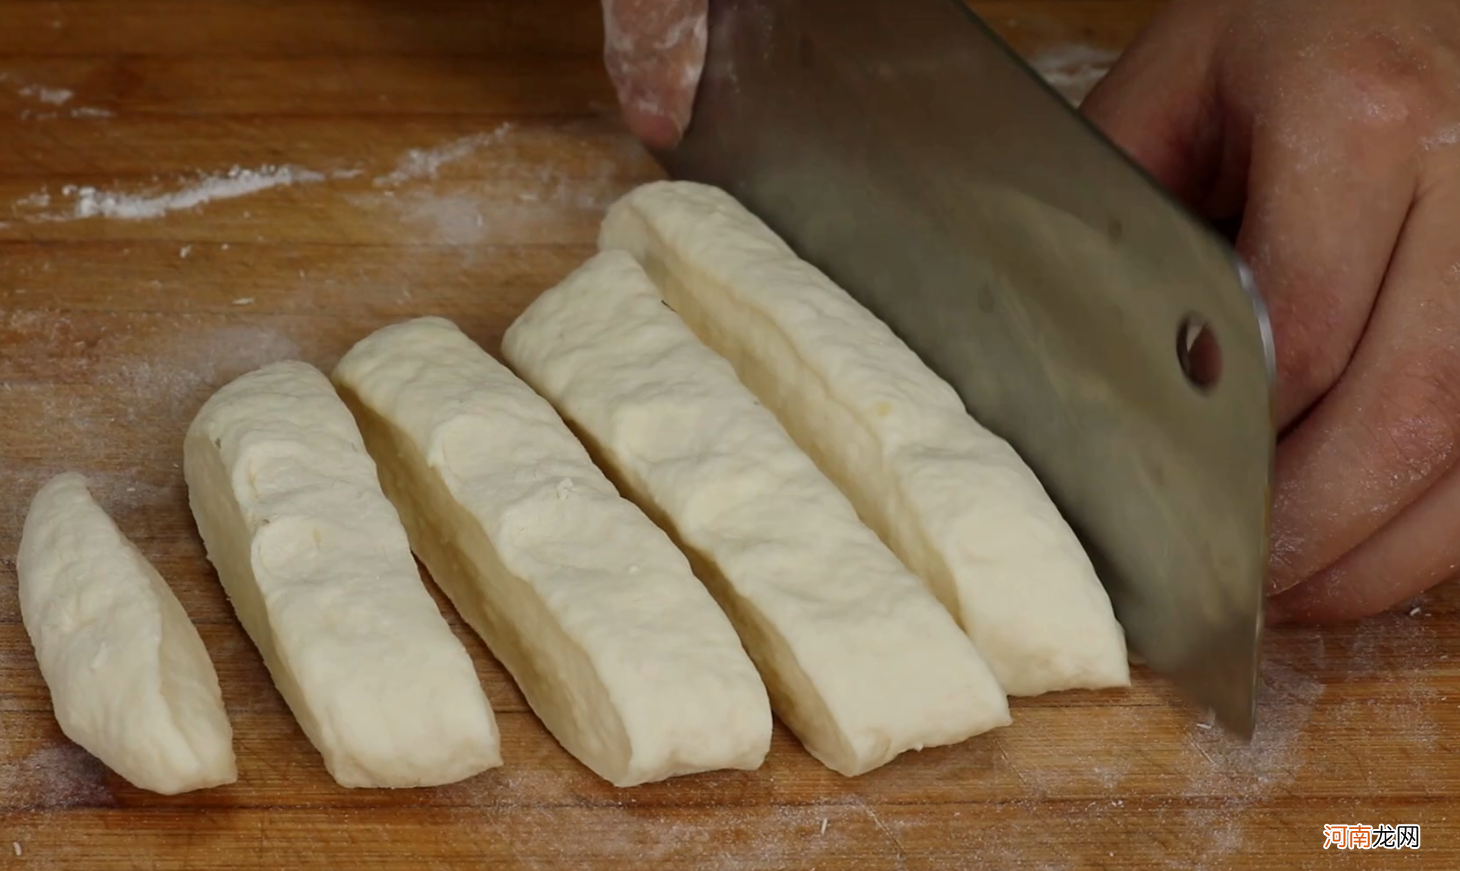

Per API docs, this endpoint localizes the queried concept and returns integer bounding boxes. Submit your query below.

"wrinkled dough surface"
[18,472,236,795]
[184,360,500,788]
[504,252,1010,776]
[333,317,771,787]
[601,181,1130,696]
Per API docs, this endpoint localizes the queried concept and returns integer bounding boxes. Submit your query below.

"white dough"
[601,181,1130,696]
[17,473,236,795]
[184,361,501,788]
[331,317,772,787]
[503,251,1011,776]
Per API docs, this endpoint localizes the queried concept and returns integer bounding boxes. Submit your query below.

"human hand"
[601,0,707,149]
[1082,0,1460,622]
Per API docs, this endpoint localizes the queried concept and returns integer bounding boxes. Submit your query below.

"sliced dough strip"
[331,316,772,787]
[184,360,501,788]
[601,181,1131,697]
[503,251,1010,776]
[17,472,237,795]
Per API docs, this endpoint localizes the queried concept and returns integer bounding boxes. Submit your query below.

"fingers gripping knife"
[652,0,1275,736]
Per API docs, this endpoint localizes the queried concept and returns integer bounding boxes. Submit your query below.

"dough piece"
[331,317,772,788]
[601,181,1130,696]
[17,473,236,795]
[184,361,500,788]
[503,251,1011,776]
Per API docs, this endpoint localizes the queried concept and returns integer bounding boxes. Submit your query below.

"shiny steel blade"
[654,0,1275,737]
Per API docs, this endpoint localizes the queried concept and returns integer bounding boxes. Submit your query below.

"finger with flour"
[1268,181,1460,615]
[1271,462,1460,623]
[1231,94,1417,439]
[602,0,706,148]
[1088,1,1416,442]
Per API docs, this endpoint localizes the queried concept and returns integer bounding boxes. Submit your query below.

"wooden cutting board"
[1,1,1456,868]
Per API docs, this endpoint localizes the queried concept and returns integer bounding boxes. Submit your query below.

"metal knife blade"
[654,0,1275,737]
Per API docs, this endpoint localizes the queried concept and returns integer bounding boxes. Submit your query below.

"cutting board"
[1,2,1457,868]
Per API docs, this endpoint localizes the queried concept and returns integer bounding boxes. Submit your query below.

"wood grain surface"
[1,1,1456,869]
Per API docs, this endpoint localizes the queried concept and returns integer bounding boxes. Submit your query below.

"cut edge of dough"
[539,406,864,776]
[183,418,339,773]
[335,317,775,787]
[331,380,645,786]
[183,361,503,789]
[503,253,1011,776]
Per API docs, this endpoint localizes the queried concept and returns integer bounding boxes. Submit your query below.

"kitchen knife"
[653,0,1275,737]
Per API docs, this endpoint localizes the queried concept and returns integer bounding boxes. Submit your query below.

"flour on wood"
[373,125,515,187]
[11,81,73,106]
[6,164,360,223]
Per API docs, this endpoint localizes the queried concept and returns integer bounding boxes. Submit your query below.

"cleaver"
[653,0,1275,737]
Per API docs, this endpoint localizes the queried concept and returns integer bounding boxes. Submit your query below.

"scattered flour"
[4,125,637,243]
[6,162,363,224]
[0,742,114,810]
[1180,659,1326,799]
[16,84,72,106]
[14,190,51,210]
[360,127,635,252]
[374,124,515,187]
[1029,45,1120,105]
[0,311,303,555]
[69,106,114,119]
[388,191,495,246]
[64,165,327,221]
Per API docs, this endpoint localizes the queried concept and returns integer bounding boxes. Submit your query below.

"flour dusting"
[4,164,365,223]
[1181,659,1325,799]
[15,83,73,106]
[1337,611,1444,766]
[0,311,303,556]
[391,191,496,246]
[360,127,636,251]
[14,190,51,210]
[375,124,515,187]
[1029,45,1120,104]
[0,742,114,810]
[66,165,327,221]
